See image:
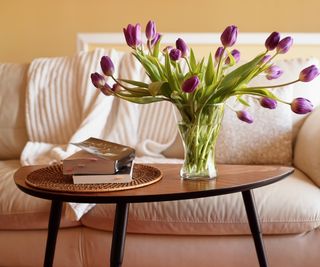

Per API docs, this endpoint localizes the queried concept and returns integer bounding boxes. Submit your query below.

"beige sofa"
[1,55,320,267]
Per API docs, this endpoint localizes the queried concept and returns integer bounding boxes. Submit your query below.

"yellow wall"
[1,0,320,63]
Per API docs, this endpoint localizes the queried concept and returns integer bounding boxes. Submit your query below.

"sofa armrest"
[294,107,320,187]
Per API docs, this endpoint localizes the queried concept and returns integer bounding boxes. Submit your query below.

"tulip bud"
[299,65,320,82]
[163,46,174,53]
[176,38,189,57]
[265,65,283,80]
[146,20,156,40]
[236,110,253,123]
[123,23,142,48]
[291,97,313,114]
[112,83,121,93]
[91,72,106,89]
[100,83,114,96]
[182,75,200,93]
[265,32,280,51]
[276,36,293,54]
[151,33,161,46]
[214,47,224,62]
[220,25,238,47]
[169,48,182,61]
[260,97,277,109]
[225,49,240,65]
[260,55,272,64]
[100,56,115,76]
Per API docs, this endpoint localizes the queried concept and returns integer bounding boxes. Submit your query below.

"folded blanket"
[20,49,178,220]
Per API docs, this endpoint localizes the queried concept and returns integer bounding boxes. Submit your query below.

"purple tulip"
[260,97,277,109]
[220,25,238,47]
[112,83,121,93]
[215,47,224,62]
[265,32,280,51]
[123,23,142,48]
[182,75,200,93]
[176,38,189,57]
[91,72,106,89]
[236,110,254,123]
[260,55,272,64]
[100,84,114,96]
[100,56,115,76]
[163,46,174,53]
[276,36,293,54]
[299,65,320,82]
[291,97,313,114]
[225,49,240,64]
[265,65,283,80]
[169,48,182,61]
[151,33,162,46]
[146,20,156,40]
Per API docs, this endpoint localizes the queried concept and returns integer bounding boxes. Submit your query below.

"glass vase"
[175,103,225,180]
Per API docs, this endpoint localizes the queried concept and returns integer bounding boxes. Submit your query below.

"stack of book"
[63,137,135,184]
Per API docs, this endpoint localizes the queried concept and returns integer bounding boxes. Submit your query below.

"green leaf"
[115,92,168,104]
[149,81,165,96]
[220,53,265,90]
[152,36,162,58]
[159,82,172,98]
[237,96,250,107]
[135,53,161,81]
[124,87,150,96]
[190,48,197,71]
[196,57,205,75]
[165,52,179,91]
[119,79,149,88]
[205,53,214,86]
[225,49,236,66]
[234,88,279,99]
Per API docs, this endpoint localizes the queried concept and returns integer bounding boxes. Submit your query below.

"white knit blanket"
[20,49,178,220]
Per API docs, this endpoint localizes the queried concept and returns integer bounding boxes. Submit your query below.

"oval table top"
[14,163,294,203]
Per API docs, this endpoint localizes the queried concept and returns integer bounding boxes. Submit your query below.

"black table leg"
[110,202,130,267]
[242,190,268,267]
[44,200,63,267]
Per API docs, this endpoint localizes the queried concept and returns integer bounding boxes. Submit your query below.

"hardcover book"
[62,138,135,184]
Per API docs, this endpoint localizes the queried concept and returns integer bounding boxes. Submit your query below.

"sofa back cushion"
[0,63,29,159]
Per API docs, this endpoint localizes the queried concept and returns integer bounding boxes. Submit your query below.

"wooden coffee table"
[14,163,294,267]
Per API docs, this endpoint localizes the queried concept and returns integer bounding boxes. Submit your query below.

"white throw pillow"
[216,87,293,165]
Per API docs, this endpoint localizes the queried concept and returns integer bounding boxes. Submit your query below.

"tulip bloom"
[265,65,283,80]
[100,56,115,76]
[146,20,156,40]
[260,55,272,64]
[276,36,293,54]
[265,32,280,51]
[291,97,313,114]
[151,33,161,46]
[182,76,200,93]
[163,46,174,53]
[91,72,106,89]
[123,23,142,48]
[169,48,182,61]
[236,110,253,123]
[225,49,240,64]
[299,65,320,82]
[220,25,238,47]
[176,38,189,57]
[215,47,224,62]
[260,97,277,109]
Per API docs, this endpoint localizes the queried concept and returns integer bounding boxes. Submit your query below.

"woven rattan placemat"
[25,164,162,193]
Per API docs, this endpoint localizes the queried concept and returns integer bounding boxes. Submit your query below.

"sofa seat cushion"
[0,160,80,230]
[81,168,320,235]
